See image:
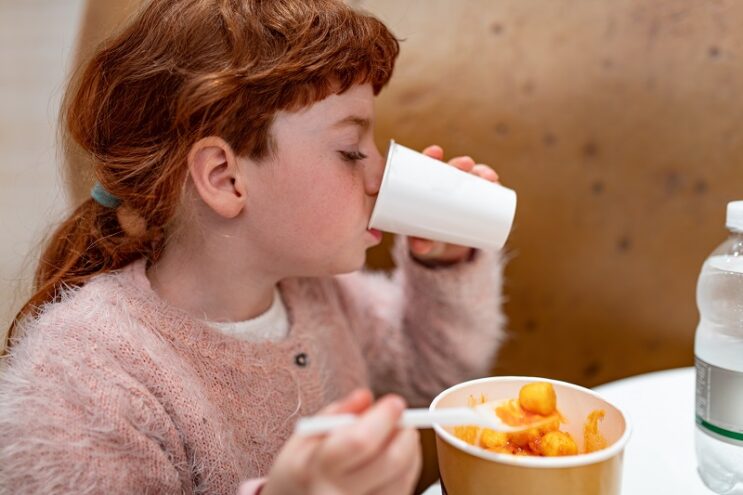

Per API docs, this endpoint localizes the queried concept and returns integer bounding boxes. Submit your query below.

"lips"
[367,228,383,242]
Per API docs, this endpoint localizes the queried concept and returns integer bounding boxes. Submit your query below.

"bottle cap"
[726,201,743,231]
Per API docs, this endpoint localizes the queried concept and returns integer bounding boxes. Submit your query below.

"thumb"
[410,239,447,259]
[278,389,375,461]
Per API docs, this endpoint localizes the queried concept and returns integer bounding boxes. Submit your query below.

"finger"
[420,242,447,259]
[408,237,435,256]
[368,455,422,495]
[237,480,266,495]
[317,395,406,472]
[421,145,444,161]
[362,429,423,495]
[371,453,422,495]
[414,243,473,265]
[351,427,420,483]
[471,164,499,182]
[284,389,372,462]
[448,155,476,172]
[273,392,373,490]
[410,240,447,259]
[409,237,451,259]
[321,389,374,415]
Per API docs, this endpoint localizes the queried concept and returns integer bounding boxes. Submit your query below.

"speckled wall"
[359,0,743,387]
[68,0,743,389]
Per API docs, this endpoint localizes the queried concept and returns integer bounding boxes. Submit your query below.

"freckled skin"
[236,84,386,277]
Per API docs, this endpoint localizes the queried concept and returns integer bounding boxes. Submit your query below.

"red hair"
[6,0,399,352]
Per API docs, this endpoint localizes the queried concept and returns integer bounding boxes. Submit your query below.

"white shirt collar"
[207,288,290,343]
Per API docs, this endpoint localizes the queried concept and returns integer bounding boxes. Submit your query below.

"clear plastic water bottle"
[695,201,743,494]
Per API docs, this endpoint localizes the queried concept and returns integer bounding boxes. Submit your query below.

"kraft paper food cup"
[430,376,631,495]
[368,141,517,251]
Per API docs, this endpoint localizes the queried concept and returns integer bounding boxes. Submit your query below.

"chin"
[329,251,367,275]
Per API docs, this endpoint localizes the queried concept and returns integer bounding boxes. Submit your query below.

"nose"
[364,144,385,197]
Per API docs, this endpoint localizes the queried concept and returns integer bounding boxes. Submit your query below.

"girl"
[0,1,506,494]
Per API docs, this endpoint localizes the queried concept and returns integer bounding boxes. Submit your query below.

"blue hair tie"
[90,182,121,208]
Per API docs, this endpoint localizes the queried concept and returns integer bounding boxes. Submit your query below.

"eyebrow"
[332,115,371,131]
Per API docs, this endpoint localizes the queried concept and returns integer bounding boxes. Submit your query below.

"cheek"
[274,170,363,239]
[298,185,360,235]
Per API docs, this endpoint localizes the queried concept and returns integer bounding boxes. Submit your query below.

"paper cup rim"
[430,376,632,469]
[367,139,398,229]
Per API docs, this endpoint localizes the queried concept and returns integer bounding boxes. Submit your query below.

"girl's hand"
[408,145,500,266]
[259,389,422,495]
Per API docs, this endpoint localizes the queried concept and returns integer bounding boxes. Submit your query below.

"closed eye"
[338,150,368,163]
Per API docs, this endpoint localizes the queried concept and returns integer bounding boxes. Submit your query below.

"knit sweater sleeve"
[334,238,507,406]
[0,314,190,494]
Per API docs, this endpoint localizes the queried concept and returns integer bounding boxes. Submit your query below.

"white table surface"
[423,367,714,495]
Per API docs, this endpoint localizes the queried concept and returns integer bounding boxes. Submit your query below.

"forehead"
[274,83,375,134]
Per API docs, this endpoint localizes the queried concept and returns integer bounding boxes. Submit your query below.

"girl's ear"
[188,137,247,218]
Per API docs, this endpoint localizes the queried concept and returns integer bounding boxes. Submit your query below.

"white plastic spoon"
[294,400,555,436]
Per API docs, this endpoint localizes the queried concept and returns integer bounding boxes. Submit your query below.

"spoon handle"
[295,407,485,436]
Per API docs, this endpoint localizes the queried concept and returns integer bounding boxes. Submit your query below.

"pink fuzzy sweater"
[0,244,505,494]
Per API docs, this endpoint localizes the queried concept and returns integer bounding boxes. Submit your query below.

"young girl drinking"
[0,1,506,493]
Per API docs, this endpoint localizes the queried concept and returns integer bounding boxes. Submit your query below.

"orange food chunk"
[453,425,480,445]
[538,431,579,456]
[519,382,557,416]
[452,383,608,458]
[481,428,509,450]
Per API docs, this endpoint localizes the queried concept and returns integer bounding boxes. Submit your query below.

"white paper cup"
[368,140,517,251]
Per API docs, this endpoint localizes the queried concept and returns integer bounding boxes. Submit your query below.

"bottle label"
[695,357,743,446]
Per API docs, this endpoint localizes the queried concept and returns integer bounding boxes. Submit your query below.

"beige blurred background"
[3,0,742,490]
[0,0,85,334]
